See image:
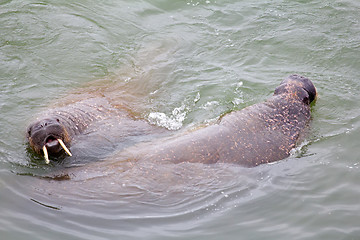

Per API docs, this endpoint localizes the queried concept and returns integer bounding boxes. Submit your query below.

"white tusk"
[43,145,50,164]
[57,139,72,156]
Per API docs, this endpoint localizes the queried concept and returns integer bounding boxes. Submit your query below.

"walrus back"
[128,78,314,167]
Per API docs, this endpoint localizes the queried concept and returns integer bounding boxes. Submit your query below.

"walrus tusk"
[43,145,49,164]
[57,139,72,156]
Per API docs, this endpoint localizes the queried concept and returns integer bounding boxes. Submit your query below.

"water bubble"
[221,191,229,198]
[194,92,201,103]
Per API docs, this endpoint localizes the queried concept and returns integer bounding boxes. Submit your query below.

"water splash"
[148,104,188,130]
[147,92,202,130]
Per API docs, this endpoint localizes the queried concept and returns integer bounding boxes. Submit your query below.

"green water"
[1,0,360,239]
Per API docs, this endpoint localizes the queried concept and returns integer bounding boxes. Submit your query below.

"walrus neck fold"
[45,97,119,136]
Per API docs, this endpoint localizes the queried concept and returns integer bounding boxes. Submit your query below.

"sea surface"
[1,0,360,239]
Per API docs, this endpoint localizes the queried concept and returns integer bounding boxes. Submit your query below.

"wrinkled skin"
[27,74,316,167]
[26,97,166,162]
[27,98,112,157]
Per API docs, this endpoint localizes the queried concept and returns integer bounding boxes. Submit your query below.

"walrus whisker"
[43,145,50,164]
[57,139,72,156]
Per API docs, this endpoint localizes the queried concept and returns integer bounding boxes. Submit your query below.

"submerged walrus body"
[27,75,316,167]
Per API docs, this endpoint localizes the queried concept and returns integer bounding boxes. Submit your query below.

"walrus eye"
[56,118,60,123]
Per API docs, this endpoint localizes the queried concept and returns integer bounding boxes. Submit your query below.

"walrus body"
[27,75,316,167]
[111,74,316,167]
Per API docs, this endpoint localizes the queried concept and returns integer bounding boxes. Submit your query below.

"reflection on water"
[1,0,360,239]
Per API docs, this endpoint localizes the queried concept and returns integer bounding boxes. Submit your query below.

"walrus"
[26,74,316,167]
[26,97,168,164]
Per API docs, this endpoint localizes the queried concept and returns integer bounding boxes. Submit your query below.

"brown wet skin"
[26,98,121,161]
[26,96,169,163]
[27,74,316,167]
[121,74,317,167]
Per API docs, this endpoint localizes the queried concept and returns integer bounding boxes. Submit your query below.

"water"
[1,0,360,239]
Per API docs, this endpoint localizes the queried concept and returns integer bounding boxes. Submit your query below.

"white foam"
[200,101,219,110]
[148,104,187,130]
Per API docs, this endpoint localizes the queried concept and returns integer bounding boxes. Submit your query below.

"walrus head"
[274,74,317,104]
[27,117,72,164]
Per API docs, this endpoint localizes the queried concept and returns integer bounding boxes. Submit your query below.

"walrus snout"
[27,118,72,163]
[274,75,317,104]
